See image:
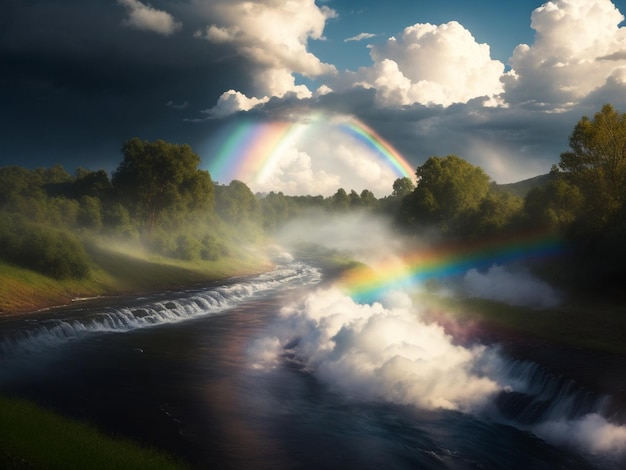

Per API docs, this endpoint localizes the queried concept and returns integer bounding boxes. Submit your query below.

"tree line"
[1,104,625,296]
[398,104,626,294]
[0,136,412,280]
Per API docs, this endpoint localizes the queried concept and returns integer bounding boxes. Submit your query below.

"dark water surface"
[0,263,622,469]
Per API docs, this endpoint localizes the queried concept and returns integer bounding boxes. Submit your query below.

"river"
[0,259,624,469]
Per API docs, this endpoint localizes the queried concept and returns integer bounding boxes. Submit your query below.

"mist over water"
[259,212,626,463]
[250,287,501,412]
[451,264,562,308]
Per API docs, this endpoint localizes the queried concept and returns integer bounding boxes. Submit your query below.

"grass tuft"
[0,395,188,469]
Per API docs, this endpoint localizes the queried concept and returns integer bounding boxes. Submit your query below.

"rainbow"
[207,114,414,185]
[337,230,563,302]
[339,120,415,178]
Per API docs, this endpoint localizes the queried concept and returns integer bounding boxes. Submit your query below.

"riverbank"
[0,242,274,316]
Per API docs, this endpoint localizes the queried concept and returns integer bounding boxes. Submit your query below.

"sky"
[3,0,626,196]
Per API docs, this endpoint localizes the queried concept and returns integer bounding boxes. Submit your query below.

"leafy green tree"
[73,169,112,200]
[46,197,80,227]
[359,189,379,209]
[259,192,290,230]
[214,180,260,224]
[331,188,350,211]
[461,188,524,238]
[112,138,214,232]
[37,164,74,198]
[0,167,47,221]
[77,195,103,230]
[392,177,415,199]
[348,190,361,207]
[400,155,491,234]
[103,202,137,237]
[557,103,626,233]
[524,175,583,229]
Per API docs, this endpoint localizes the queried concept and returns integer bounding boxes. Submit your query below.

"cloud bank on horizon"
[3,0,626,195]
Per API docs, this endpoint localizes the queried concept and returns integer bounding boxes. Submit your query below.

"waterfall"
[0,261,321,360]
[495,359,609,425]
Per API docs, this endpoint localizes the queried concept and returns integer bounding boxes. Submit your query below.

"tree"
[524,176,583,229]
[359,189,379,209]
[331,188,349,211]
[112,138,214,232]
[77,195,103,230]
[73,169,112,200]
[214,180,259,224]
[348,189,361,207]
[461,188,524,238]
[557,103,626,232]
[400,155,491,234]
[392,177,415,199]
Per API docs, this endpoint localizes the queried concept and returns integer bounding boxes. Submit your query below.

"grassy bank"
[422,293,626,356]
[0,395,188,469]
[0,242,272,315]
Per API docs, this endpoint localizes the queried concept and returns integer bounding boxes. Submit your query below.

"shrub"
[0,213,91,279]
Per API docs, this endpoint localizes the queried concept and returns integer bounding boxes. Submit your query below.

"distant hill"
[496,173,552,198]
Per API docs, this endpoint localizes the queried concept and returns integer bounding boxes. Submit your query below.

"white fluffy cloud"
[247,119,408,197]
[118,0,181,36]
[196,0,336,113]
[345,32,377,43]
[203,90,270,119]
[344,21,505,107]
[504,0,626,108]
[253,147,341,196]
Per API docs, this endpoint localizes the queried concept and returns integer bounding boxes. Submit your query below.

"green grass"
[0,395,188,469]
[85,242,270,293]
[421,293,626,355]
[0,242,272,315]
[0,262,107,314]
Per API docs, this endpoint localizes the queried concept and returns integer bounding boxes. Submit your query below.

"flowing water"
[1,259,624,469]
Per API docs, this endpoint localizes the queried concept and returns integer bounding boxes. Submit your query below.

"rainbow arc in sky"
[207,113,414,185]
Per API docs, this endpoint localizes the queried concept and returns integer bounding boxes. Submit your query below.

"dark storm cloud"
[0,0,249,172]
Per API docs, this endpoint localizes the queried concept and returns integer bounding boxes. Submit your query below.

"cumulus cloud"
[195,0,337,114]
[253,147,341,196]
[336,21,504,107]
[202,90,270,119]
[504,0,626,109]
[345,32,377,42]
[118,0,182,36]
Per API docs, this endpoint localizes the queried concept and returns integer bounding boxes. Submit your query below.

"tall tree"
[112,138,214,232]
[331,188,349,211]
[214,180,259,224]
[557,103,626,232]
[392,177,415,199]
[400,155,491,234]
